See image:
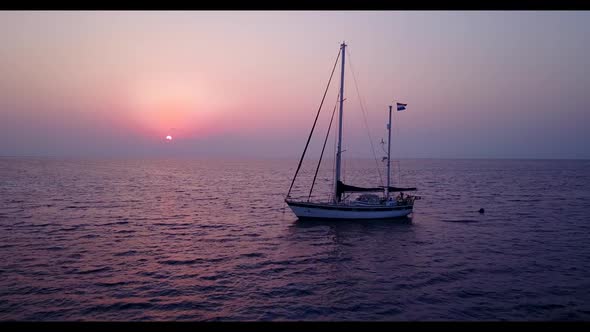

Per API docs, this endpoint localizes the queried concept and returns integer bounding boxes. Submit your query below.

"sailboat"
[285,42,419,220]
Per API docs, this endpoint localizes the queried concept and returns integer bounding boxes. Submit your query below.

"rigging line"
[389,107,397,185]
[395,111,406,184]
[396,110,403,185]
[308,92,340,201]
[346,48,384,187]
[343,154,346,183]
[286,48,341,199]
[332,104,338,202]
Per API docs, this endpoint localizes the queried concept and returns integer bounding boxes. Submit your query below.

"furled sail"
[383,186,417,192]
[336,181,381,196]
[336,181,416,197]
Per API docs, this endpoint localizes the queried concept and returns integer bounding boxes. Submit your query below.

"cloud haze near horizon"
[1,11,589,159]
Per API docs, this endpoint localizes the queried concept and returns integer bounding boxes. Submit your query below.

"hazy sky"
[1,11,589,159]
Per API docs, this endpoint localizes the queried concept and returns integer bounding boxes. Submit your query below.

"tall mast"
[334,41,346,203]
[386,105,393,198]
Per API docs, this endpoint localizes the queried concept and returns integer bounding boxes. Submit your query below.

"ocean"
[0,158,589,321]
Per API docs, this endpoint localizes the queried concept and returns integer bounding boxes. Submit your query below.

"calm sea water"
[1,158,589,321]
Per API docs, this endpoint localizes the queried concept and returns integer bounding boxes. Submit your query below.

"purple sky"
[0,11,589,159]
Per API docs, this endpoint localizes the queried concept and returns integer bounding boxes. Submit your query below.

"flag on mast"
[397,103,407,111]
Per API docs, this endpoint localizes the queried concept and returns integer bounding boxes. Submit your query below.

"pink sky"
[0,11,589,158]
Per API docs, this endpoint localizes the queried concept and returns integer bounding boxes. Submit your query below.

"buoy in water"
[479,208,485,214]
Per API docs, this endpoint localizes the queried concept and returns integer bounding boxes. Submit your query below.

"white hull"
[286,201,413,220]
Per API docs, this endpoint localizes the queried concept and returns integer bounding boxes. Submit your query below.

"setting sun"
[165,135,172,141]
[126,75,228,140]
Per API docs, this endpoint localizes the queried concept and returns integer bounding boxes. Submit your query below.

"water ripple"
[0,158,589,321]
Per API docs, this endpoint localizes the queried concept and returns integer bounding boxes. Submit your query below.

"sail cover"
[336,181,416,197]
[337,181,381,197]
[384,186,417,192]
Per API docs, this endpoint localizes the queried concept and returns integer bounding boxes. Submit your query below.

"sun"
[165,135,173,141]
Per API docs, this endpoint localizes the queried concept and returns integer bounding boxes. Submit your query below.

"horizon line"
[1,155,589,161]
